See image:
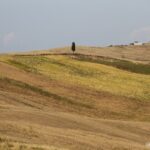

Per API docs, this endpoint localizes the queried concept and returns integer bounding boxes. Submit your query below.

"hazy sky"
[0,0,150,52]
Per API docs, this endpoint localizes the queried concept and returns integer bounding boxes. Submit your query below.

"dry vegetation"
[21,45,150,63]
[0,45,150,150]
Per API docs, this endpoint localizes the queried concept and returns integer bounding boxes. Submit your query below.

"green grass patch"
[11,56,97,77]
[42,58,97,77]
[74,54,150,75]
[7,59,37,73]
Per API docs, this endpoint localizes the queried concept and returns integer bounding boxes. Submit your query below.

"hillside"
[0,47,150,150]
[23,45,150,64]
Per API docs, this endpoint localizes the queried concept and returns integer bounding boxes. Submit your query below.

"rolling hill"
[0,45,150,150]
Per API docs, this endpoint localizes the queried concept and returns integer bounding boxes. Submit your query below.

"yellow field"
[2,54,149,101]
[0,47,150,150]
[22,45,150,63]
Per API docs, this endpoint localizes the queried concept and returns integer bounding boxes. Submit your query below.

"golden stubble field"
[0,45,150,150]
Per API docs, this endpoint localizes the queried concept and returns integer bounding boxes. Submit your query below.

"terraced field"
[0,47,150,150]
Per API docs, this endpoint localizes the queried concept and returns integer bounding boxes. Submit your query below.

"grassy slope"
[23,45,150,63]
[0,49,150,150]
[6,55,150,101]
[73,54,150,75]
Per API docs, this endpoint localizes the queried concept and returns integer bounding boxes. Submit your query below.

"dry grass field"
[0,45,150,150]
[23,45,150,64]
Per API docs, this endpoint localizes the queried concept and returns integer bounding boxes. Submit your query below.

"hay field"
[22,45,150,64]
[0,46,150,150]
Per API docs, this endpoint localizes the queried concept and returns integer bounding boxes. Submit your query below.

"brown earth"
[0,60,150,150]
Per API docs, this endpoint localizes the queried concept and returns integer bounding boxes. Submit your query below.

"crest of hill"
[20,45,150,64]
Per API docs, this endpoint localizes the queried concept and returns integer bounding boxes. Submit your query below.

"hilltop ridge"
[18,44,150,64]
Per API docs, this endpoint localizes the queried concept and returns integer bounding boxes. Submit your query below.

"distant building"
[130,41,143,46]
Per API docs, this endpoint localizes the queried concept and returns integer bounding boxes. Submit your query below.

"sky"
[0,0,150,52]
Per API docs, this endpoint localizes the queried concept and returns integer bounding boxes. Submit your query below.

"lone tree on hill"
[71,42,76,54]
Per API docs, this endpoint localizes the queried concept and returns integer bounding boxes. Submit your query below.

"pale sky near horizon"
[0,0,150,52]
